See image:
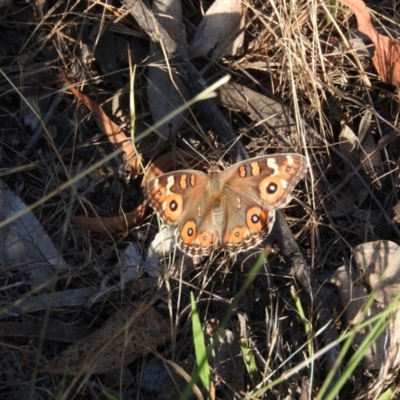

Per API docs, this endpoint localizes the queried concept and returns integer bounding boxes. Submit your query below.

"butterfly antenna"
[218,133,243,162]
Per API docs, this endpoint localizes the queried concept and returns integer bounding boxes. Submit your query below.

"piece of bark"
[147,0,189,140]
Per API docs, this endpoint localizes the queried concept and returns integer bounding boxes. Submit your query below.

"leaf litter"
[1,0,400,398]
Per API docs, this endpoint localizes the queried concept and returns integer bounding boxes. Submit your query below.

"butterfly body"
[144,154,307,258]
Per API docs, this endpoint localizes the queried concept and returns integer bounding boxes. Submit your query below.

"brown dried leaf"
[42,303,173,375]
[62,73,141,174]
[70,200,148,234]
[339,0,400,87]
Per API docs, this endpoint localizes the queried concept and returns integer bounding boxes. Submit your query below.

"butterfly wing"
[144,170,220,257]
[220,154,307,252]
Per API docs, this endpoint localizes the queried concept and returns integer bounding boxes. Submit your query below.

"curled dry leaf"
[338,0,400,88]
[352,241,400,296]
[63,73,141,174]
[331,240,400,370]
[70,200,148,234]
[190,0,244,60]
[42,302,173,375]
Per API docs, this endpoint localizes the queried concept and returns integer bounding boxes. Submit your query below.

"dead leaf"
[62,73,141,174]
[190,0,244,60]
[0,180,68,292]
[338,0,400,87]
[70,200,148,234]
[42,302,173,375]
[353,241,400,297]
[331,241,400,370]
[85,245,159,308]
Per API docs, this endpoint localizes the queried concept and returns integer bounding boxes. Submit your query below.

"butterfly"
[144,154,307,258]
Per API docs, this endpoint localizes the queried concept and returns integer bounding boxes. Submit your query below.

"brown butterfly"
[144,154,307,258]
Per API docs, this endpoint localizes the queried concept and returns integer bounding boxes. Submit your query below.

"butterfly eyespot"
[285,166,292,172]
[251,215,260,223]
[247,207,268,232]
[169,200,178,211]
[267,183,278,194]
[180,221,197,246]
[163,194,183,220]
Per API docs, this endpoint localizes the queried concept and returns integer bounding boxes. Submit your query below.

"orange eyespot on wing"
[246,207,268,232]
[180,220,197,246]
[197,231,217,247]
[258,176,287,204]
[278,161,302,179]
[225,226,248,245]
[162,193,183,222]
[178,221,218,257]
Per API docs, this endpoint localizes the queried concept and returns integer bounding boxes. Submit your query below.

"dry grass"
[1,0,400,399]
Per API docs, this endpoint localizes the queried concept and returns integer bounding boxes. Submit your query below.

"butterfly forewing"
[223,154,307,210]
[144,170,209,225]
